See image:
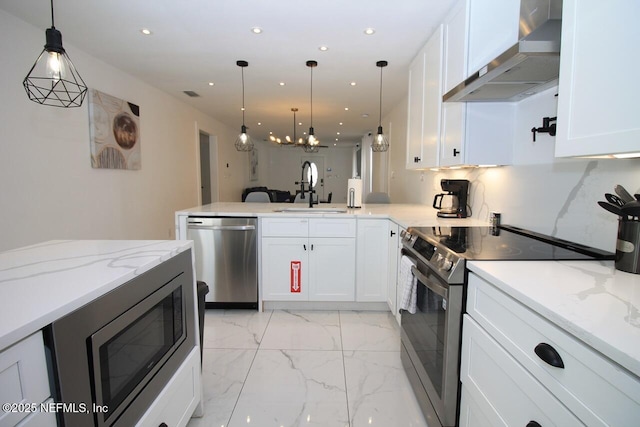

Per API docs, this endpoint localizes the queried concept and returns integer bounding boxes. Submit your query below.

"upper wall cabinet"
[406,0,514,170]
[439,0,514,168]
[555,0,640,157]
[406,25,443,169]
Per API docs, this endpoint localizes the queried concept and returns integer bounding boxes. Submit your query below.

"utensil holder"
[616,220,640,274]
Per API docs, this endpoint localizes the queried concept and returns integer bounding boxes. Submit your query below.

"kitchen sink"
[273,207,348,213]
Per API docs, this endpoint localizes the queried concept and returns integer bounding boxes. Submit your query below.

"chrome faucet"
[301,161,314,208]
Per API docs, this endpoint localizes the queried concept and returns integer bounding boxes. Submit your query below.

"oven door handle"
[411,265,448,299]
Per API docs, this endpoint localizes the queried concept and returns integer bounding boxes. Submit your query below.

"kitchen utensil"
[605,193,625,207]
[614,185,635,203]
[598,201,625,217]
[621,200,640,217]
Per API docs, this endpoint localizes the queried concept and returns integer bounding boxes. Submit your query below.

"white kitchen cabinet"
[461,315,583,427]
[0,331,55,427]
[462,272,640,427]
[261,217,356,302]
[406,25,443,169]
[440,0,514,168]
[466,0,519,77]
[555,0,640,157]
[136,347,200,427]
[356,219,389,302]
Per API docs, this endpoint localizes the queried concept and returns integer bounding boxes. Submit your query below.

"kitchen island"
[0,240,200,427]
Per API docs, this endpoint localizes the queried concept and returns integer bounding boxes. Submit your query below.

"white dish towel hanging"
[399,255,417,314]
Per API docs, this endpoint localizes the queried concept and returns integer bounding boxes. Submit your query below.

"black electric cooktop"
[409,225,615,261]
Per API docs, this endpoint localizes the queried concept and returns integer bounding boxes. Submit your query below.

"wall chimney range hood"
[443,0,562,102]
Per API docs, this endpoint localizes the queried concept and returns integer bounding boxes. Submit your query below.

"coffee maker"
[432,179,470,218]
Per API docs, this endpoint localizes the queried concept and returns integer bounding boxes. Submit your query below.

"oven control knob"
[441,258,454,271]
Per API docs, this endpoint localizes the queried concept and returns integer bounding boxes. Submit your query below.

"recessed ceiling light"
[344,107,349,111]
[319,46,329,51]
[251,27,263,34]
[350,81,357,86]
[140,28,152,35]
[279,82,285,86]
[337,132,340,135]
[339,122,343,125]
[257,122,262,126]
[361,113,369,118]
[208,82,214,86]
[364,28,376,35]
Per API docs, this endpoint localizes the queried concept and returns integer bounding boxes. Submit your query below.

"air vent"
[183,91,200,98]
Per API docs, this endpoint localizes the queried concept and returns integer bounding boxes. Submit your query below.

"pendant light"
[234,60,254,152]
[372,60,389,152]
[23,0,88,108]
[304,60,320,153]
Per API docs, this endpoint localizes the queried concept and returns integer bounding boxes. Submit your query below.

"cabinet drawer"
[309,218,355,238]
[0,332,51,427]
[461,315,584,427]
[261,217,308,237]
[136,348,200,427]
[468,273,640,427]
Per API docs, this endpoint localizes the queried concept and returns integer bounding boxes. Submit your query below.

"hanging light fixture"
[23,0,88,108]
[372,60,389,152]
[234,60,254,151]
[286,108,305,145]
[304,60,320,153]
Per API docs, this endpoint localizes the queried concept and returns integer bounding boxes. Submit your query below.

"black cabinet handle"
[453,148,460,157]
[390,230,396,237]
[534,343,564,369]
[311,244,314,251]
[303,244,307,251]
[526,421,541,427]
[159,423,168,427]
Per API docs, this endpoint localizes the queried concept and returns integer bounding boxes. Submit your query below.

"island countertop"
[0,240,193,351]
[176,202,489,229]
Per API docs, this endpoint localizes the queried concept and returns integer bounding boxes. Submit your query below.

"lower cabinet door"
[261,237,309,300]
[308,238,355,301]
[460,315,584,427]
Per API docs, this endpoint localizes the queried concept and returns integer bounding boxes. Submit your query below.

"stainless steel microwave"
[45,250,196,427]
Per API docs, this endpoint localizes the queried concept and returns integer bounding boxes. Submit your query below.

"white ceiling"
[1,0,456,145]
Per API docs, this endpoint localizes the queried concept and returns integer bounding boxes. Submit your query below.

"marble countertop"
[468,260,640,378]
[176,202,489,229]
[0,240,193,351]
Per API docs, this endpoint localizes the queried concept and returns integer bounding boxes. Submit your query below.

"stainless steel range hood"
[443,0,562,102]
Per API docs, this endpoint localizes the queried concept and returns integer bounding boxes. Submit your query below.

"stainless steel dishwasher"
[187,217,257,309]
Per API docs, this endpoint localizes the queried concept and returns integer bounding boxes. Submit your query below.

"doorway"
[199,132,218,205]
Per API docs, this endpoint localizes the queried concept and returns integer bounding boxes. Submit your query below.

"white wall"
[0,10,246,251]
[386,87,640,251]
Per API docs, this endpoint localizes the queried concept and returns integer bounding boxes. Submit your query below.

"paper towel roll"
[347,178,362,208]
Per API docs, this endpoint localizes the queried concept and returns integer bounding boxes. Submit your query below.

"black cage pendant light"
[372,60,389,152]
[303,60,320,154]
[234,60,254,152]
[23,0,87,108]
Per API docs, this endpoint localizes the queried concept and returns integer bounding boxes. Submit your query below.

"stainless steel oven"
[45,250,196,427]
[399,226,614,427]
[400,232,465,427]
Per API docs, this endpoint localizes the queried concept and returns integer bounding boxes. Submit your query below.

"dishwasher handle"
[187,224,256,231]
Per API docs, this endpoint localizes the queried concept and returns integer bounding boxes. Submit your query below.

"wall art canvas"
[88,89,141,170]
[250,148,258,181]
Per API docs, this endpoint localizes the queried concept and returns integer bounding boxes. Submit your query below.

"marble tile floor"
[186,310,429,427]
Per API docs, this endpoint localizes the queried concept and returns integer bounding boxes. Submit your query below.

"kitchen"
[1,0,639,426]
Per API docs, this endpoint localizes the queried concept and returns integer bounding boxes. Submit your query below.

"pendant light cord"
[309,65,313,127]
[241,66,246,126]
[50,0,55,28]
[378,65,383,126]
